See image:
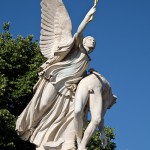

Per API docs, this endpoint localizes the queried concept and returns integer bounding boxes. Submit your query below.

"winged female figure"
[16,0,98,149]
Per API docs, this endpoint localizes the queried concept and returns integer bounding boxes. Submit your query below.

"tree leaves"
[0,109,17,149]
[0,23,45,116]
[85,125,116,150]
[0,23,45,149]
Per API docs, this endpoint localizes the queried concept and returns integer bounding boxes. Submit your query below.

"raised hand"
[87,6,97,22]
[94,0,99,7]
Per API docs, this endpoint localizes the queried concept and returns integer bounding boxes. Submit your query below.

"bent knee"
[74,109,83,118]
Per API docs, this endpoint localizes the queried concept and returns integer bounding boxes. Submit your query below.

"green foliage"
[0,22,45,116]
[3,22,10,31]
[0,109,17,149]
[87,126,116,150]
[0,22,45,149]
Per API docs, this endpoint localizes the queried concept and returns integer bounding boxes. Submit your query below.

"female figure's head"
[83,36,96,53]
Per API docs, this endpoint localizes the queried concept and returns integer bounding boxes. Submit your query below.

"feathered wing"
[40,0,73,62]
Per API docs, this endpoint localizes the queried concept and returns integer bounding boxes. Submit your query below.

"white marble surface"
[74,70,116,150]
[15,0,116,150]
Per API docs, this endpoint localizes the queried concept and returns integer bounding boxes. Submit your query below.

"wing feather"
[40,0,73,60]
[40,35,53,41]
[40,40,53,45]
[41,14,54,24]
[40,29,54,36]
[40,44,53,48]
[41,24,53,32]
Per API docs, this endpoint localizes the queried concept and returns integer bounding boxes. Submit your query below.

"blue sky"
[0,0,150,149]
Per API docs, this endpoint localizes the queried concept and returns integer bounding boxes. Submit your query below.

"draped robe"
[16,46,89,150]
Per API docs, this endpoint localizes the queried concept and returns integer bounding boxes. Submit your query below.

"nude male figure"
[74,70,117,150]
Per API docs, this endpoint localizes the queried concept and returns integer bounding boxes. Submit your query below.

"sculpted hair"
[83,36,95,46]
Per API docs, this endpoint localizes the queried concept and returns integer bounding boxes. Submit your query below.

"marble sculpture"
[16,0,116,150]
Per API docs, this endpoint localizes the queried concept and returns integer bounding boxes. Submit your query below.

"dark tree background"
[0,23,116,150]
[0,22,44,150]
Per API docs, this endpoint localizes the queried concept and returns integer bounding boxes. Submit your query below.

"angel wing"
[40,0,73,62]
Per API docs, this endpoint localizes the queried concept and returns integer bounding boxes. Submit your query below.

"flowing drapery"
[16,49,89,150]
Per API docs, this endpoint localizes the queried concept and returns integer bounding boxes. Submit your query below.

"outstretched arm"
[75,4,97,39]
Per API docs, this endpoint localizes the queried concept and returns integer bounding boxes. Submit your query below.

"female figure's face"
[84,37,96,53]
